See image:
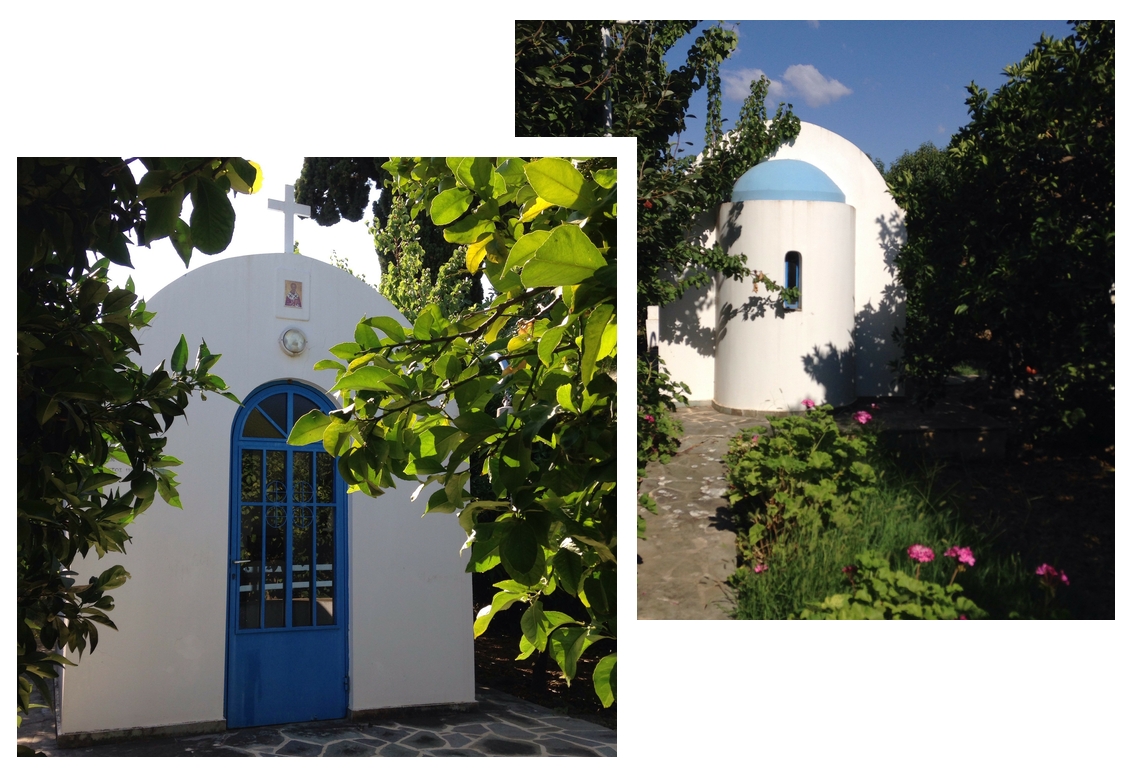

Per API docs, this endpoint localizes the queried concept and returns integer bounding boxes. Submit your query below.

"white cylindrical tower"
[714,159,857,412]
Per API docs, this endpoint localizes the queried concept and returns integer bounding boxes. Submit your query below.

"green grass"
[731,453,1041,619]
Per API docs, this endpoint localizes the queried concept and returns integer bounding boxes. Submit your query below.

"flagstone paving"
[17,687,615,757]
[637,405,770,620]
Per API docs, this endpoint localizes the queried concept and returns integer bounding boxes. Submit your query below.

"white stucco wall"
[59,253,474,737]
[768,123,906,396]
[656,211,718,402]
[714,200,857,412]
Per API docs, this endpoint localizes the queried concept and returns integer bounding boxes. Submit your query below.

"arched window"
[784,251,802,311]
[231,382,344,630]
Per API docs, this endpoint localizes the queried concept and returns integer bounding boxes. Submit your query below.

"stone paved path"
[637,406,769,620]
[17,686,615,757]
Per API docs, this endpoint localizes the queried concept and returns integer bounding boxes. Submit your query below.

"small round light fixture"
[280,328,307,356]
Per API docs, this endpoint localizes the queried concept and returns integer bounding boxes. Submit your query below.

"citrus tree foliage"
[889,21,1114,442]
[16,158,255,727]
[295,157,482,320]
[288,157,618,706]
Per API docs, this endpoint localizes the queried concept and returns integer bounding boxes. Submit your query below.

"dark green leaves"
[171,335,189,373]
[189,175,236,255]
[17,157,253,723]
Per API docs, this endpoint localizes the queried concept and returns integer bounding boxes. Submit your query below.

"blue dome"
[731,159,845,203]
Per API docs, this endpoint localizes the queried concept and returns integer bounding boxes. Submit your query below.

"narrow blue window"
[784,251,802,311]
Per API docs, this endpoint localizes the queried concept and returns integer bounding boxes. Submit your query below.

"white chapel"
[650,122,907,412]
[58,188,475,744]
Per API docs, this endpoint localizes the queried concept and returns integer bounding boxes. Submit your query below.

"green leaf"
[322,418,355,457]
[430,187,475,226]
[500,522,539,579]
[552,547,583,595]
[537,325,566,367]
[520,223,606,287]
[424,487,459,514]
[189,175,236,255]
[505,229,550,271]
[330,365,396,393]
[520,600,548,651]
[524,157,593,210]
[143,189,184,244]
[580,303,614,386]
[443,215,494,244]
[593,653,616,707]
[592,169,617,189]
[354,321,380,351]
[130,472,157,501]
[288,409,332,445]
[364,316,407,341]
[170,218,194,265]
[547,626,594,683]
[171,335,188,373]
[473,589,525,637]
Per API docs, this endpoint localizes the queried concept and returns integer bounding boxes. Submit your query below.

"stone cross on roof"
[267,184,310,254]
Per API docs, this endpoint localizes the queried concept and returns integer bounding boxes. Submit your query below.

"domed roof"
[731,159,845,203]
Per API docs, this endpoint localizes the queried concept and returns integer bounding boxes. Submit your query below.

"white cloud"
[781,64,852,107]
[721,67,786,102]
[937,124,947,134]
[806,20,820,29]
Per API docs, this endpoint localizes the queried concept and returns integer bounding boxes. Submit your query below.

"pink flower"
[1036,563,1070,585]
[959,615,968,620]
[801,399,815,410]
[751,434,760,442]
[753,564,768,574]
[643,414,655,423]
[945,546,976,567]
[870,403,879,410]
[853,410,872,424]
[907,544,935,563]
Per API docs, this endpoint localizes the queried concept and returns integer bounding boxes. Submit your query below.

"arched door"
[225,381,348,728]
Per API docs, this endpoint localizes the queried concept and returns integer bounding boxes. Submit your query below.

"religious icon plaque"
[275,267,311,321]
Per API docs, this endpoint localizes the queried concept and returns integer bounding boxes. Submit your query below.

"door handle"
[232,559,251,565]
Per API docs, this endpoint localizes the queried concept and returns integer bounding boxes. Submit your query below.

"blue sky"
[666,20,1070,166]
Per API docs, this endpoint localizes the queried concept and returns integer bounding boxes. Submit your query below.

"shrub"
[637,357,688,467]
[724,405,878,564]
[793,551,987,619]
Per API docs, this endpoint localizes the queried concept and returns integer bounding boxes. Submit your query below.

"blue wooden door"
[226,382,348,728]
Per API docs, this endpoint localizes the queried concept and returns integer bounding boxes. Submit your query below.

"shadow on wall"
[658,202,748,358]
[659,278,716,357]
[799,210,907,399]
[859,211,906,391]
[801,341,856,404]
